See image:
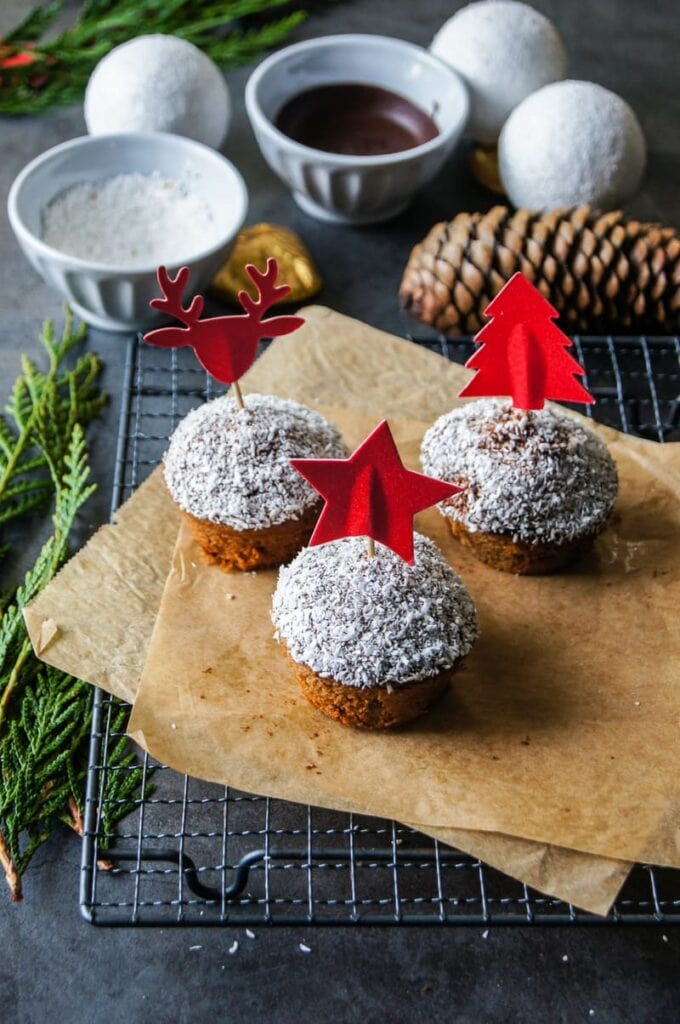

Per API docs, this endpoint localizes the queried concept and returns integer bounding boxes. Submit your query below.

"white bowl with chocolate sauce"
[245,34,469,225]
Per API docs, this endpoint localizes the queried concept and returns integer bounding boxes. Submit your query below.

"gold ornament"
[211,224,322,303]
[469,144,505,195]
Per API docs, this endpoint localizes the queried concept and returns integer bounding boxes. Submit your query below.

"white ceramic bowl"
[7,132,248,332]
[245,34,469,225]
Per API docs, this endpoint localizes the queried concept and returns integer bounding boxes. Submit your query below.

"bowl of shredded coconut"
[7,132,248,332]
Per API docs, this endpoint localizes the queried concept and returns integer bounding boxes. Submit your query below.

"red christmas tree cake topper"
[291,420,461,564]
[143,258,304,400]
[458,272,594,411]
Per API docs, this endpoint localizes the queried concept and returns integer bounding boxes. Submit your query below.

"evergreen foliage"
[0,0,307,114]
[0,315,145,900]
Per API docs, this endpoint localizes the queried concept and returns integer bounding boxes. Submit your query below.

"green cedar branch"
[0,0,308,115]
[0,312,105,536]
[0,315,146,901]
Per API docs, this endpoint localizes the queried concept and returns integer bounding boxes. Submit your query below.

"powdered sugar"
[42,172,220,268]
[164,394,347,530]
[272,534,478,689]
[420,399,618,544]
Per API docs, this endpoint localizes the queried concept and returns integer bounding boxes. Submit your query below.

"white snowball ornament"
[84,35,231,150]
[498,80,646,210]
[430,1,567,144]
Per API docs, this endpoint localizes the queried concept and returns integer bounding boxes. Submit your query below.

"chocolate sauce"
[275,83,439,157]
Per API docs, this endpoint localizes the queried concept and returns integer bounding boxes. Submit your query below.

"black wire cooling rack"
[81,332,680,927]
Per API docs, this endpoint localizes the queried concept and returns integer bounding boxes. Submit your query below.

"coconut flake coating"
[164,394,347,530]
[272,534,478,690]
[421,399,618,545]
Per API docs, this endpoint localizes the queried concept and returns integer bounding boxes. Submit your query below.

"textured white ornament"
[430,0,567,143]
[84,34,231,149]
[498,80,646,210]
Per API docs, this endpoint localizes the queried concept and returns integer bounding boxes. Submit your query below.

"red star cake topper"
[291,420,461,564]
[143,258,304,406]
[458,272,594,411]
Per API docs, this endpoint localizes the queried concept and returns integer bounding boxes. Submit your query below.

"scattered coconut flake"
[245,928,255,940]
[229,940,239,955]
[272,534,478,689]
[482,929,489,939]
[562,954,569,962]
[299,942,312,954]
[189,945,202,951]
[164,394,347,530]
[421,399,618,545]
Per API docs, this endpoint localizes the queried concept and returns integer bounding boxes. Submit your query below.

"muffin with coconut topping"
[421,398,618,574]
[272,533,478,729]
[164,394,347,571]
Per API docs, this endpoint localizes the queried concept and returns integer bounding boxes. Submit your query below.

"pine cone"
[399,206,680,335]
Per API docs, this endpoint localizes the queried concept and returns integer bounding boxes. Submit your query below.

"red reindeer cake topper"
[291,420,461,564]
[143,258,304,405]
[458,272,594,410]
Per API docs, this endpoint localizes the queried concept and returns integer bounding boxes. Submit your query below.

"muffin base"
[446,517,602,575]
[282,642,457,729]
[184,503,320,572]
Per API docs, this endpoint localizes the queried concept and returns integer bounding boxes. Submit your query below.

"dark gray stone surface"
[1,1,679,1021]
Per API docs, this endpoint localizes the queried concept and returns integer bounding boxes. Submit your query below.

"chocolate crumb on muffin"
[421,398,618,574]
[272,533,478,729]
[164,394,347,571]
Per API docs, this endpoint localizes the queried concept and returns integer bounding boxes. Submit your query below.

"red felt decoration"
[143,258,304,385]
[458,272,594,410]
[291,420,461,564]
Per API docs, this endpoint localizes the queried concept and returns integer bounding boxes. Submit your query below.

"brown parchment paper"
[25,462,632,915]
[128,403,680,869]
[24,471,180,705]
[26,460,630,917]
[25,306,680,913]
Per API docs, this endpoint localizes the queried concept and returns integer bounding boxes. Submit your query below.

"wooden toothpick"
[366,537,376,558]
[232,379,245,411]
